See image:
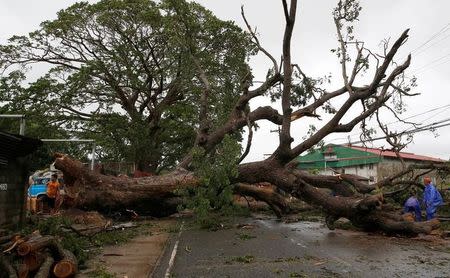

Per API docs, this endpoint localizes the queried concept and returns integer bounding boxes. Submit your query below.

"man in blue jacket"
[422,177,444,220]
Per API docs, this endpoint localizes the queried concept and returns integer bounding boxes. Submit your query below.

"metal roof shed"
[0,131,42,229]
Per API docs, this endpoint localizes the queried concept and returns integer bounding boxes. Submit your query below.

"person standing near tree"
[422,177,444,220]
[46,174,60,214]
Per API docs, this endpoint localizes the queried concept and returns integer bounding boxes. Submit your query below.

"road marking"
[164,221,184,278]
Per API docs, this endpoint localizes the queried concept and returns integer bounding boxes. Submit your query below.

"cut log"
[0,254,18,278]
[47,241,77,278]
[52,249,77,278]
[23,251,46,272]
[2,238,26,254]
[46,240,66,260]
[35,256,54,278]
[17,236,54,257]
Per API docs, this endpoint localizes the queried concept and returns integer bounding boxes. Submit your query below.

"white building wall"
[315,163,379,183]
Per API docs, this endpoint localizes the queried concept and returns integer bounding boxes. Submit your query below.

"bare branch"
[241,6,279,73]
[334,18,352,92]
[275,0,298,161]
[288,30,410,160]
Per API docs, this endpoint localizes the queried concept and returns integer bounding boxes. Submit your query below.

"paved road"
[153,215,450,278]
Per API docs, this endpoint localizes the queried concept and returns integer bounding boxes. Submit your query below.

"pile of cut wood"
[0,231,77,278]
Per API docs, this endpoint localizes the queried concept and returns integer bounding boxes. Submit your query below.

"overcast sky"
[1,0,449,161]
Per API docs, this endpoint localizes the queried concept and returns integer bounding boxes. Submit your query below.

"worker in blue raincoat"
[403,192,422,221]
[422,177,444,220]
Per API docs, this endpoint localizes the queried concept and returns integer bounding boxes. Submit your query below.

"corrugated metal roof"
[0,131,42,164]
[348,145,445,163]
[297,144,381,169]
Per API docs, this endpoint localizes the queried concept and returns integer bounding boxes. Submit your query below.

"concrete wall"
[0,159,27,229]
[343,164,378,183]
[378,158,445,186]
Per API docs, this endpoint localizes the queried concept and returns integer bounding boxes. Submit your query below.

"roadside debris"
[1,232,77,278]
[236,223,258,229]
[63,209,111,236]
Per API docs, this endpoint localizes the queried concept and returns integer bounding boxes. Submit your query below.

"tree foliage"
[0,0,254,172]
[179,135,243,228]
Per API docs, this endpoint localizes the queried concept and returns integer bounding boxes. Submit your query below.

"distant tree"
[0,0,254,172]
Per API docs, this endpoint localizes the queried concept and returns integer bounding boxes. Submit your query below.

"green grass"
[273,256,303,263]
[272,268,284,275]
[289,272,307,277]
[236,232,256,240]
[90,222,153,246]
[333,220,361,231]
[226,255,255,264]
[87,266,117,278]
[440,220,450,231]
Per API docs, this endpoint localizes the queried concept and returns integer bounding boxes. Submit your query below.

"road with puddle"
[153,215,450,278]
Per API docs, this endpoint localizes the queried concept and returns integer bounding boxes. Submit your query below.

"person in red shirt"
[46,174,60,214]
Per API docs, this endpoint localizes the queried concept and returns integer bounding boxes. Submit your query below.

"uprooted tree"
[2,0,449,235]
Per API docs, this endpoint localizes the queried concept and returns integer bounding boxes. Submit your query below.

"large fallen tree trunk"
[55,154,443,235]
[55,153,196,216]
[237,160,443,234]
[55,153,290,217]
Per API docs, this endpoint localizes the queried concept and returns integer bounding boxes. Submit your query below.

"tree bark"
[47,241,77,278]
[17,236,54,257]
[234,183,290,218]
[55,153,196,216]
[35,256,54,278]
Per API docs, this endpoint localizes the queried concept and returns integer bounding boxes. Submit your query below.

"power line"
[414,57,450,75]
[414,33,450,57]
[410,23,450,54]
[403,106,450,132]
[398,23,450,62]
[326,104,450,143]
[347,120,450,145]
[410,52,450,74]
[385,103,450,125]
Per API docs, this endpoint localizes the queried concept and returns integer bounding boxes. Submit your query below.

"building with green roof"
[297,144,444,183]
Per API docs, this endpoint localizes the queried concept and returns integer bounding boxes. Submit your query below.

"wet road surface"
[153,215,450,278]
